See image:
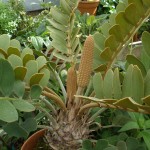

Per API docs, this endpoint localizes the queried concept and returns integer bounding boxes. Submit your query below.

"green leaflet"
[103,69,114,98]
[29,73,44,86]
[128,0,145,17]
[7,47,20,57]
[140,131,150,150]
[144,70,150,96]
[109,13,117,26]
[116,12,133,36]
[105,35,119,52]
[20,118,37,133]
[0,34,10,52]
[0,100,18,122]
[109,25,124,42]
[117,141,127,150]
[3,122,28,138]
[50,30,66,44]
[51,40,67,54]
[30,85,42,99]
[93,48,105,70]
[94,64,107,72]
[50,7,69,25]
[71,28,80,45]
[12,99,35,112]
[126,137,140,150]
[100,47,113,61]
[126,55,146,77]
[121,65,144,104]
[82,140,93,150]
[47,26,67,40]
[141,47,150,72]
[71,37,79,53]
[116,2,127,12]
[21,47,33,58]
[132,66,144,104]
[8,54,23,69]
[95,139,109,150]
[39,68,50,87]
[53,51,72,62]
[10,39,21,50]
[100,22,111,37]
[119,121,140,132]
[14,66,27,81]
[25,60,38,84]
[125,4,139,25]
[113,68,122,99]
[142,31,150,58]
[94,32,106,51]
[23,54,35,66]
[50,33,67,49]
[93,73,103,99]
[60,0,72,14]
[0,59,15,96]
[122,65,134,98]
[48,19,67,32]
[13,80,25,98]
[36,56,47,70]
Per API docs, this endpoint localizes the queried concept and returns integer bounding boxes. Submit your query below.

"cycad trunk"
[45,109,90,150]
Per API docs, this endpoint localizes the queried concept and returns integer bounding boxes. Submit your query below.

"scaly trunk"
[44,109,91,150]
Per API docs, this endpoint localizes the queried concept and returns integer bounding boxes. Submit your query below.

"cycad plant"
[38,0,150,149]
[1,0,150,150]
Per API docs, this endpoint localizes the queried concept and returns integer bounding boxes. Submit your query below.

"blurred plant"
[40,0,52,11]
[8,0,25,13]
[81,135,146,150]
[138,18,150,38]
[0,1,21,35]
[0,0,51,49]
[76,11,108,42]
[96,0,119,15]
[118,112,150,150]
[15,10,50,48]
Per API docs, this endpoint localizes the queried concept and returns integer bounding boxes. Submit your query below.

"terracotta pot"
[78,0,100,15]
[21,129,46,150]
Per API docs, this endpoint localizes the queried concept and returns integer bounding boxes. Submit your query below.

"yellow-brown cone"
[77,35,94,88]
[67,65,77,106]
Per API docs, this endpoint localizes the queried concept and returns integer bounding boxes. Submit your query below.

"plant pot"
[77,0,100,15]
[21,129,46,150]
